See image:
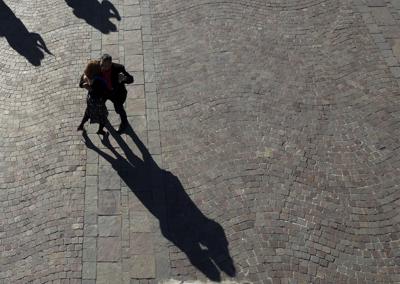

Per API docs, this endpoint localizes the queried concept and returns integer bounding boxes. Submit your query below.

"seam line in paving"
[82,0,169,282]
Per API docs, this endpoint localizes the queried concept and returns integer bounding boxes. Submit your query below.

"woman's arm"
[79,74,91,90]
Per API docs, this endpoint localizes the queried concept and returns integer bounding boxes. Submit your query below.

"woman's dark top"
[79,75,109,101]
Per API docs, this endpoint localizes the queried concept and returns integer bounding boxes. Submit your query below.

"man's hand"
[118,73,126,83]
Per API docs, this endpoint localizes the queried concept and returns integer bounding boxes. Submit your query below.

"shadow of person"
[0,0,52,66]
[65,0,121,34]
[82,123,236,281]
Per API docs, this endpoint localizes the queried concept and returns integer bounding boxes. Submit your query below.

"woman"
[77,60,109,135]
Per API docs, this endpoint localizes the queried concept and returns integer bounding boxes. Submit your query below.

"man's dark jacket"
[107,63,134,103]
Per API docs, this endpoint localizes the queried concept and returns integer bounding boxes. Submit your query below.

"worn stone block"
[124,16,141,30]
[126,55,144,71]
[102,32,119,45]
[97,263,122,284]
[392,39,400,59]
[99,215,122,236]
[99,165,121,190]
[145,92,158,109]
[97,237,121,261]
[130,233,154,254]
[82,262,96,279]
[86,163,98,176]
[128,255,156,278]
[146,109,159,130]
[126,98,146,115]
[98,191,121,215]
[126,84,145,99]
[83,247,97,262]
[133,71,144,85]
[391,66,400,77]
[371,7,396,25]
[130,211,153,232]
[366,0,386,7]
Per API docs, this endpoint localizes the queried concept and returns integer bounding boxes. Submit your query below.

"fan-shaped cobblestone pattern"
[150,0,400,282]
[0,1,89,283]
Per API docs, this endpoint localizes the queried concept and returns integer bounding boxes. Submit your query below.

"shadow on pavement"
[65,0,121,34]
[0,0,52,66]
[83,122,236,282]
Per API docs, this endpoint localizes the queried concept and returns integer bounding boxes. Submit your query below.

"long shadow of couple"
[83,122,236,281]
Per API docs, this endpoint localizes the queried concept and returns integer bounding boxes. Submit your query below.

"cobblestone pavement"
[2,0,400,283]
[0,0,89,283]
[149,0,400,283]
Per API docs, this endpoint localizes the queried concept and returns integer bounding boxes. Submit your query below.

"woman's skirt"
[85,96,108,125]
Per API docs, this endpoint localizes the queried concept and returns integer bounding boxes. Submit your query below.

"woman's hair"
[84,60,101,80]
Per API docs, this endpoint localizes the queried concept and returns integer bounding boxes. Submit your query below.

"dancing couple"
[77,54,133,134]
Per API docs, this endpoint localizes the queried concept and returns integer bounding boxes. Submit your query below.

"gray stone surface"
[98,190,121,215]
[4,0,400,283]
[130,211,154,232]
[126,54,144,71]
[99,165,121,190]
[392,0,400,10]
[97,237,122,262]
[392,38,400,59]
[367,0,386,7]
[371,7,397,25]
[82,262,97,279]
[97,263,122,284]
[99,215,122,237]
[130,233,154,254]
[128,255,156,279]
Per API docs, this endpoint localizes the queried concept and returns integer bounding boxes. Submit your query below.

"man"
[100,53,134,133]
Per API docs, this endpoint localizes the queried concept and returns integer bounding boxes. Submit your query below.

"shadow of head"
[65,0,121,34]
[82,124,236,281]
[12,32,52,66]
[163,171,237,281]
[0,1,52,66]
